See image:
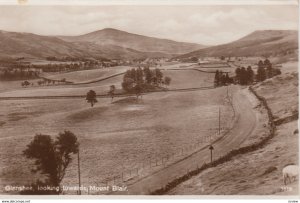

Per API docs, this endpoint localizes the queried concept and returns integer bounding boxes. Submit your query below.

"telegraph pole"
[209,145,214,163]
[77,144,81,195]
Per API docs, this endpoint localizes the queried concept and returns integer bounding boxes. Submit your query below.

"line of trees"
[215,59,282,87]
[20,78,70,88]
[0,69,40,81]
[235,59,281,85]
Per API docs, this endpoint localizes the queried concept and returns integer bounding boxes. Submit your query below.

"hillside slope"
[176,30,298,59]
[0,30,173,60]
[59,28,206,55]
[0,31,86,59]
[0,29,203,60]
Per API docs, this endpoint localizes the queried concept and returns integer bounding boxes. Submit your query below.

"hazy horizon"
[0,5,298,45]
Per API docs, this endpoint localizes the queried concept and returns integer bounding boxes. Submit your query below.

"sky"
[0,4,298,45]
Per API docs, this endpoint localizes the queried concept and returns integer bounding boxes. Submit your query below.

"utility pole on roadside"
[77,144,81,195]
[209,145,214,163]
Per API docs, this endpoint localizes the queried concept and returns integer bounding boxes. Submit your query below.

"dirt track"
[111,86,258,195]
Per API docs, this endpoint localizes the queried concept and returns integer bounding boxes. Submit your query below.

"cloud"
[0,5,297,45]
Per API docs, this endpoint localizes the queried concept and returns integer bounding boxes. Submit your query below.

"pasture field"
[0,69,214,97]
[0,66,234,194]
[43,66,131,83]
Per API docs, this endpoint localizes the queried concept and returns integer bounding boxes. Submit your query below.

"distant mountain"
[0,29,205,60]
[0,31,87,59]
[59,28,206,55]
[175,30,298,60]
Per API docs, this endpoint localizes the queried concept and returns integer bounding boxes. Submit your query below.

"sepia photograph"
[0,0,298,199]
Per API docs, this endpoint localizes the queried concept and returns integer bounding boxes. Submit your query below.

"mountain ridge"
[0,28,206,60]
[58,28,206,55]
[175,30,298,60]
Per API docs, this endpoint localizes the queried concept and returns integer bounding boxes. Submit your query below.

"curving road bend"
[112,86,258,195]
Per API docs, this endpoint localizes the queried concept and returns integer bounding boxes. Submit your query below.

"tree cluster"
[22,131,78,194]
[256,59,281,82]
[214,70,233,87]
[122,67,171,96]
[235,59,281,85]
[234,66,254,85]
[0,69,39,81]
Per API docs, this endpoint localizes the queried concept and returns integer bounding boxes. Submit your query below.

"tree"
[23,131,78,194]
[134,83,142,100]
[258,60,264,69]
[266,63,273,78]
[154,68,163,85]
[108,85,116,103]
[136,67,144,84]
[273,68,282,76]
[264,58,271,67]
[143,67,152,84]
[21,80,30,87]
[257,66,266,82]
[240,67,247,85]
[235,68,241,84]
[122,77,135,92]
[246,66,254,84]
[220,73,226,86]
[214,70,220,87]
[225,73,230,84]
[86,90,97,107]
[164,76,171,87]
[37,80,43,86]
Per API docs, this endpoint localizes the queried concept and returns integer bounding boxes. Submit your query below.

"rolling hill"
[0,30,86,59]
[59,28,206,55]
[0,29,205,60]
[175,30,298,60]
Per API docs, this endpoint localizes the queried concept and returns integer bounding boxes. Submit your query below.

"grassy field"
[43,66,130,83]
[0,69,214,97]
[0,66,235,194]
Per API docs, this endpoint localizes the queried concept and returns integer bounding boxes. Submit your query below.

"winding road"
[111,86,258,195]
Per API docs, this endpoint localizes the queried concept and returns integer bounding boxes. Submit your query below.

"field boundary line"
[0,86,215,100]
